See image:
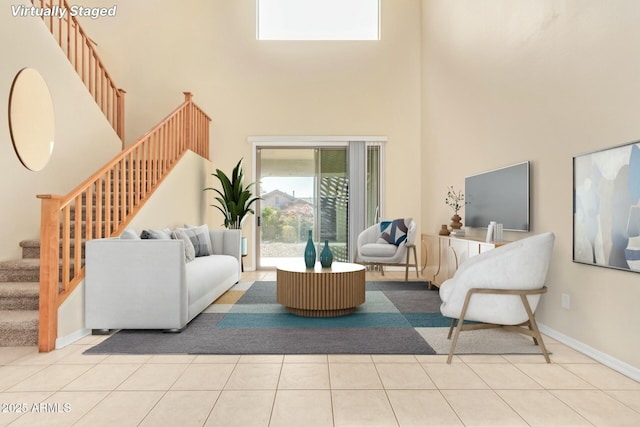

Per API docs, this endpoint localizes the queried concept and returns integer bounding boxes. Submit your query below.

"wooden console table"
[276,262,366,317]
[421,234,508,287]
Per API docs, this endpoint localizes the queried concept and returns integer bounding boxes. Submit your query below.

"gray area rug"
[84,281,545,356]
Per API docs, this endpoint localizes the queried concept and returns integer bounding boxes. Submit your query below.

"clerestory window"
[257,0,380,41]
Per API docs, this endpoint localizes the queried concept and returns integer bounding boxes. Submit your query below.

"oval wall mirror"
[9,68,55,171]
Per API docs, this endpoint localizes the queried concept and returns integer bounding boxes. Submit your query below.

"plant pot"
[241,237,248,256]
[450,214,463,230]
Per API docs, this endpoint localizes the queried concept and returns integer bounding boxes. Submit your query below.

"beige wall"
[79,0,423,268]
[0,0,121,261]
[422,0,640,369]
[126,151,213,231]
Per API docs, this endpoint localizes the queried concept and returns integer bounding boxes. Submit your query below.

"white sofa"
[85,229,241,331]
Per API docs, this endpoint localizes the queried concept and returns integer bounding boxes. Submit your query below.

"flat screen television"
[464,161,530,232]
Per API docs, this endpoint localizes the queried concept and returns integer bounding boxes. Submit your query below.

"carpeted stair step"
[0,310,38,346]
[61,221,110,239]
[69,204,117,221]
[0,258,78,282]
[19,240,40,259]
[20,239,86,259]
[83,191,134,204]
[0,282,39,310]
[102,178,145,188]
[0,259,40,282]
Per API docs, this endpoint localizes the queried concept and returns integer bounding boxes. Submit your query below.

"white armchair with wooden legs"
[353,218,419,281]
[439,232,555,363]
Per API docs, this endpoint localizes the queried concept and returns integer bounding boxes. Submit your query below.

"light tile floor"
[1,270,639,426]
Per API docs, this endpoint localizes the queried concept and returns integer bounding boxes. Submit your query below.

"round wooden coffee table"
[276,262,366,317]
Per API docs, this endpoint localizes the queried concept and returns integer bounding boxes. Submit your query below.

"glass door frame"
[249,136,386,270]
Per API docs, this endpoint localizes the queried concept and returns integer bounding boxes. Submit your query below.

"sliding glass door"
[255,142,382,269]
[256,147,348,268]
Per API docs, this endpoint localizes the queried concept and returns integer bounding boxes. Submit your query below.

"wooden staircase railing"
[37,92,211,352]
[32,0,125,142]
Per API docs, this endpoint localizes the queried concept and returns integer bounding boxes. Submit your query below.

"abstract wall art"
[573,140,640,273]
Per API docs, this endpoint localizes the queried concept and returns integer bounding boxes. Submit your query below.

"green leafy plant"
[205,159,261,229]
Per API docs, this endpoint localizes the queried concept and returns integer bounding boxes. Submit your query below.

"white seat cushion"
[360,243,398,258]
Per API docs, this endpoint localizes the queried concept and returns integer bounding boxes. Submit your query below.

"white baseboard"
[539,323,640,382]
[55,328,91,349]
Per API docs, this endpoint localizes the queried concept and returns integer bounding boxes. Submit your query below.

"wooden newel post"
[117,88,126,147]
[37,195,62,352]
[184,92,193,151]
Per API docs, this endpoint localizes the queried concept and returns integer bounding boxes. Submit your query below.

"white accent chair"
[439,232,555,363]
[353,218,419,281]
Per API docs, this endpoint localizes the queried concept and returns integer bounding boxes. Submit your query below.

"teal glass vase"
[320,240,333,268]
[304,230,316,268]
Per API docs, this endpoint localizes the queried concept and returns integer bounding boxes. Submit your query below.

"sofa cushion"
[119,229,140,239]
[180,225,213,257]
[170,229,196,262]
[141,228,172,240]
[187,254,239,306]
[377,218,411,246]
[360,243,398,258]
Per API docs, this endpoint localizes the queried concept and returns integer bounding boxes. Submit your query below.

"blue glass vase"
[320,240,333,268]
[304,230,316,268]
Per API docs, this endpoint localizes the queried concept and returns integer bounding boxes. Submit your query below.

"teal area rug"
[84,281,545,356]
[217,281,449,330]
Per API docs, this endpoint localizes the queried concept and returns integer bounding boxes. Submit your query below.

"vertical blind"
[348,141,367,261]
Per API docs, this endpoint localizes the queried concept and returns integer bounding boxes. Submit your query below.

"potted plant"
[205,159,261,254]
[445,186,464,231]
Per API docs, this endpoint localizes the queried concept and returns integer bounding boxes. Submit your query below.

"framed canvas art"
[573,140,640,272]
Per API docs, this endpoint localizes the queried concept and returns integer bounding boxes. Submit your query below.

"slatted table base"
[276,264,366,318]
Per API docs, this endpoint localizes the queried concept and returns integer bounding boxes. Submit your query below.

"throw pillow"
[378,218,411,246]
[181,224,213,257]
[170,229,196,262]
[140,228,172,240]
[119,229,140,239]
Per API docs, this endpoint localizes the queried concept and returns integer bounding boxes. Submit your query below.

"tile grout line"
[133,359,193,424]
[327,360,336,427]
[371,357,401,427]
[601,389,640,416]
[266,359,285,427]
